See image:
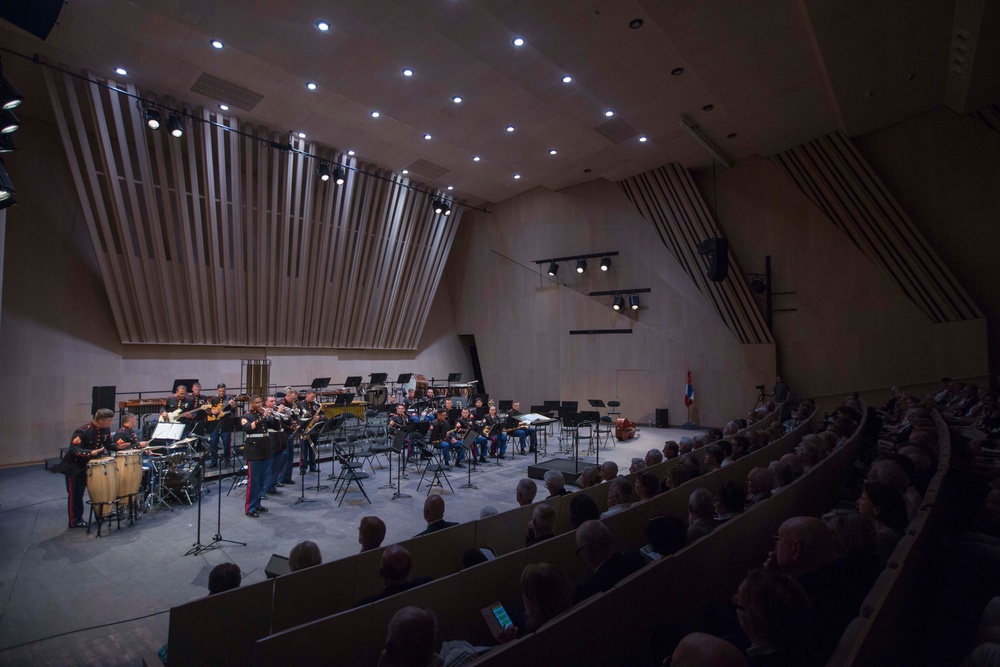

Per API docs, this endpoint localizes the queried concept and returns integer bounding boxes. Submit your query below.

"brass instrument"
[302,405,324,435]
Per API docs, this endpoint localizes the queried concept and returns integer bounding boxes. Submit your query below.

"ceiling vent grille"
[594,117,639,144]
[190,73,264,111]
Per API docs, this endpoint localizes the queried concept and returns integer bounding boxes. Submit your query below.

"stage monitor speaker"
[265,554,290,579]
[0,0,66,40]
[91,386,117,415]
[697,238,729,282]
[655,408,670,428]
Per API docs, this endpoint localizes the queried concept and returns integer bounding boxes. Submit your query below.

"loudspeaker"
[265,554,291,579]
[91,385,117,415]
[655,408,670,429]
[0,0,66,40]
[697,238,729,282]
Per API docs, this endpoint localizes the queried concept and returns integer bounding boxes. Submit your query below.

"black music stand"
[499,400,513,411]
[390,431,412,500]
[459,429,480,489]
[312,415,345,491]
[191,462,246,555]
[370,372,388,385]
[311,377,331,391]
[333,392,355,406]
[343,376,362,389]
[587,399,606,408]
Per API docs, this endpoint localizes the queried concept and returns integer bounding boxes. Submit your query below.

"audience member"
[543,470,569,498]
[572,520,644,604]
[736,568,817,666]
[356,545,433,606]
[780,452,805,479]
[768,460,793,491]
[687,487,716,543]
[795,442,825,472]
[577,467,600,489]
[629,457,647,474]
[601,477,634,518]
[731,435,750,460]
[747,467,776,505]
[289,540,322,572]
[867,458,920,520]
[702,444,725,472]
[360,515,387,552]
[671,632,748,667]
[599,460,619,482]
[664,441,680,460]
[525,503,556,547]
[662,465,693,493]
[479,505,499,519]
[646,448,664,467]
[823,511,881,585]
[641,513,688,562]
[634,472,659,504]
[569,494,601,529]
[718,439,734,466]
[516,478,538,506]
[414,495,458,537]
[713,480,746,524]
[858,480,908,567]
[208,562,242,595]
[520,563,572,634]
[678,436,695,454]
[376,606,443,667]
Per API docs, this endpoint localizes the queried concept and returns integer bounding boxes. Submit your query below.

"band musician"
[112,412,149,451]
[456,408,486,463]
[241,396,271,517]
[55,408,115,529]
[160,385,193,423]
[297,390,323,474]
[482,405,508,459]
[429,409,465,468]
[508,401,538,454]
[208,383,238,468]
[187,382,209,432]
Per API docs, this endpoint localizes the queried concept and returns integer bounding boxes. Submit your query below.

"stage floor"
[0,424,700,666]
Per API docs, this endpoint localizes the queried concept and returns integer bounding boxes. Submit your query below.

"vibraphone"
[321,402,368,419]
[119,398,167,416]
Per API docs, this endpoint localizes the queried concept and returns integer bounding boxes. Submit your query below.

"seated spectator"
[577,466,600,489]
[356,545,433,606]
[645,448,664,467]
[736,568,817,666]
[858,480,908,567]
[569,493,601,529]
[516,478,538,506]
[208,562,242,595]
[868,458,920,520]
[702,444,724,473]
[641,513,688,562]
[376,606,443,667]
[783,401,813,433]
[543,470,569,499]
[572,520,644,604]
[795,442,825,472]
[289,540,322,572]
[780,452,805,479]
[600,477,633,518]
[520,563,572,634]
[671,632,747,667]
[599,460,618,482]
[747,467,776,505]
[823,511,881,585]
[718,439,734,467]
[629,457,647,474]
[714,480,746,524]
[731,435,750,460]
[679,453,701,477]
[360,515,387,552]
[525,503,556,547]
[661,465,693,493]
[816,430,838,455]
[414,495,458,537]
[768,460,793,491]
[687,488,716,543]
[723,419,746,437]
[634,472,659,504]
[678,436,695,454]
[480,505,498,519]
[664,441,681,460]
[705,428,724,444]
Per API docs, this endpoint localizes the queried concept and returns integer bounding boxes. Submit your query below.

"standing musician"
[483,405,509,459]
[208,383,238,468]
[241,395,271,517]
[264,395,291,497]
[429,408,465,468]
[55,409,115,529]
[160,385,193,423]
[277,389,301,485]
[296,390,323,474]
[187,382,209,432]
[508,401,538,454]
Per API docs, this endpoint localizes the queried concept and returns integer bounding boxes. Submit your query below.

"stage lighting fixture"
[317,162,331,182]
[433,198,452,215]
[613,294,624,311]
[0,109,20,134]
[167,113,184,138]
[0,158,16,209]
[629,293,639,310]
[547,262,559,277]
[333,166,346,185]
[143,107,161,130]
[0,134,15,153]
[576,258,587,273]
[600,256,611,271]
[0,69,23,110]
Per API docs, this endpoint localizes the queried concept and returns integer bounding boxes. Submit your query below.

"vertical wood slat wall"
[970,103,1000,134]
[619,163,773,345]
[770,130,980,324]
[43,69,461,348]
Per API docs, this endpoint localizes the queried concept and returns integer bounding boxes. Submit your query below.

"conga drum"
[86,457,118,514]
[115,450,144,507]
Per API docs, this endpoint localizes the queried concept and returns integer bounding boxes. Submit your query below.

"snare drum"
[366,385,388,406]
[115,450,144,506]
[86,457,118,508]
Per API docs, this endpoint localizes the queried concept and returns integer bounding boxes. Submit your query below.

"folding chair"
[332,442,371,506]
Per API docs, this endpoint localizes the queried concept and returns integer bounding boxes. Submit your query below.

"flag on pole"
[684,371,694,407]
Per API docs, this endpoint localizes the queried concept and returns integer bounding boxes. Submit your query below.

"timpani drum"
[115,450,144,507]
[86,457,118,509]
[366,385,388,407]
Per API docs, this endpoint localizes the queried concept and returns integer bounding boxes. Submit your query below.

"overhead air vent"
[594,116,639,144]
[190,73,264,112]
[405,158,450,180]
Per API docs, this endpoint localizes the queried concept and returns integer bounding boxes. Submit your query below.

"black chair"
[558,412,581,454]
[606,400,621,449]
[332,441,370,506]
[578,410,600,455]
[417,445,453,495]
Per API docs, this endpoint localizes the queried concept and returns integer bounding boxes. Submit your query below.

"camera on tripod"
[755,384,766,391]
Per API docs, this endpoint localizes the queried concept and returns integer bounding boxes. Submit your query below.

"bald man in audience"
[516,478,538,506]
[356,545,433,607]
[599,460,619,482]
[414,495,458,537]
[670,632,747,667]
[377,606,444,667]
[525,503,556,547]
[600,477,633,519]
[572,520,644,604]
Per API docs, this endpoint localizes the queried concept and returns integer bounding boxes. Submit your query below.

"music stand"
[333,393,355,406]
[311,377,331,391]
[390,431,411,499]
[313,414,346,491]
[369,372,388,385]
[344,376,362,389]
[459,429,480,489]
[499,400,513,411]
[447,372,463,383]
[587,399,606,408]
[396,373,412,385]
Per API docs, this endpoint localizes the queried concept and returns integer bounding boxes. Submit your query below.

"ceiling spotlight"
[629,293,639,310]
[423,133,432,140]
[472,156,481,162]
[547,262,559,277]
[401,169,409,174]
[316,20,331,31]
[629,18,644,29]
[513,174,521,180]
[143,107,161,130]
[0,158,15,208]
[402,67,414,77]
[576,258,587,274]
[347,150,355,156]
[114,67,128,76]
[210,39,224,49]
[306,81,317,90]
[0,70,23,110]
[0,134,16,153]
[613,294,624,311]
[446,185,454,190]
[512,37,525,46]
[638,136,648,143]
[671,67,684,76]
[505,124,515,132]
[1,109,20,134]
[317,162,331,182]
[167,113,184,138]
[562,75,573,84]
[548,149,557,155]
[218,104,229,111]
[370,110,381,118]
[333,166,346,185]
[297,132,306,138]
[432,198,451,216]
[452,96,463,104]
[702,104,714,112]
[604,110,614,117]
[600,256,611,271]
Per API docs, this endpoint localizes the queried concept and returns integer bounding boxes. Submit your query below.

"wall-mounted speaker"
[697,238,729,282]
[91,386,116,415]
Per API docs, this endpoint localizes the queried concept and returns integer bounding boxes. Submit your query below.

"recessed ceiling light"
[702,104,714,112]
[629,18,644,29]
[548,149,557,155]
[297,132,306,138]
[604,110,615,117]
[347,150,355,156]
[402,67,414,77]
[210,39,224,49]
[472,156,481,162]
[306,81,317,90]
[505,125,515,132]
[316,20,330,31]
[562,75,573,84]
[671,67,684,76]
[423,133,432,140]
[452,96,463,104]
[401,169,409,174]
[513,174,521,179]
[370,110,381,118]
[638,136,648,143]
[727,133,738,139]
[447,185,454,190]
[114,67,128,76]
[218,104,229,111]
[512,37,525,47]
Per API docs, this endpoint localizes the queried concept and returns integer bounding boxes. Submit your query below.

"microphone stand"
[293,433,318,506]
[183,456,208,556]
[391,433,411,500]
[194,466,247,554]
[460,432,478,489]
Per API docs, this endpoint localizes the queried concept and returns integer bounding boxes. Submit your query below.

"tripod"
[192,466,247,554]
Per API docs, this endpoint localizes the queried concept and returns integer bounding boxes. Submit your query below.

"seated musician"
[160,385,192,422]
[509,401,538,454]
[429,409,465,468]
[404,389,416,408]
[454,407,484,462]
[388,403,409,435]
[297,390,323,474]
[483,405,508,459]
[208,383,238,467]
[112,412,149,451]
[472,397,486,419]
